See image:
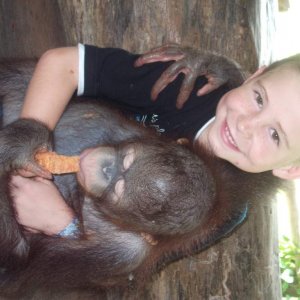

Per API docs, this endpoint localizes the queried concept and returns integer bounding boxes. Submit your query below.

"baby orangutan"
[0,60,283,299]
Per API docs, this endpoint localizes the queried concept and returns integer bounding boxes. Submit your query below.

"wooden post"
[0,1,280,299]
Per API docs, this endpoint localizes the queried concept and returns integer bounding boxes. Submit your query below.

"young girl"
[11,44,300,235]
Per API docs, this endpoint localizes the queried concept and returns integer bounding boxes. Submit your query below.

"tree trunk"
[0,0,65,59]
[0,1,281,299]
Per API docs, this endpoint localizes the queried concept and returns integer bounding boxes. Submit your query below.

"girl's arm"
[14,47,79,235]
[21,47,79,130]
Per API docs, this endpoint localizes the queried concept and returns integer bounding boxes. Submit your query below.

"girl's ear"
[272,165,300,180]
[243,66,267,84]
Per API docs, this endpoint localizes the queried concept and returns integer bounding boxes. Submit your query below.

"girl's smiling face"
[198,66,300,179]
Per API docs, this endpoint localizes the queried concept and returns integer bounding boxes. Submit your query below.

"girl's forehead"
[261,67,300,102]
[262,68,300,150]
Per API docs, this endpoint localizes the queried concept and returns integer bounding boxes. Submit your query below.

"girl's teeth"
[225,126,237,147]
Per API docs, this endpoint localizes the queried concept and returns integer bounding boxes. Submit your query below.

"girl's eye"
[270,128,280,145]
[254,91,263,108]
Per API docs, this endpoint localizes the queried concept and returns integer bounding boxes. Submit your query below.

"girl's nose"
[237,115,254,139]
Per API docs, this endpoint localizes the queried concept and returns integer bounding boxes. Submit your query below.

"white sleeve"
[77,43,85,96]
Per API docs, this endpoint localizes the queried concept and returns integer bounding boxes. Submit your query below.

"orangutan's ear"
[176,138,189,146]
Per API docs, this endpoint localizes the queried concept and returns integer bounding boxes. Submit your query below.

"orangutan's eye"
[123,148,135,171]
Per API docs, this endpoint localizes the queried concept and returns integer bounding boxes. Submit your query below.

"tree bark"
[0,0,65,59]
[0,1,281,299]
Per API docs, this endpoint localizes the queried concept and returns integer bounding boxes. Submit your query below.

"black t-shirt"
[82,45,230,140]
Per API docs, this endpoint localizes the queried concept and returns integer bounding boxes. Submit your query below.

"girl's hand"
[10,175,75,235]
